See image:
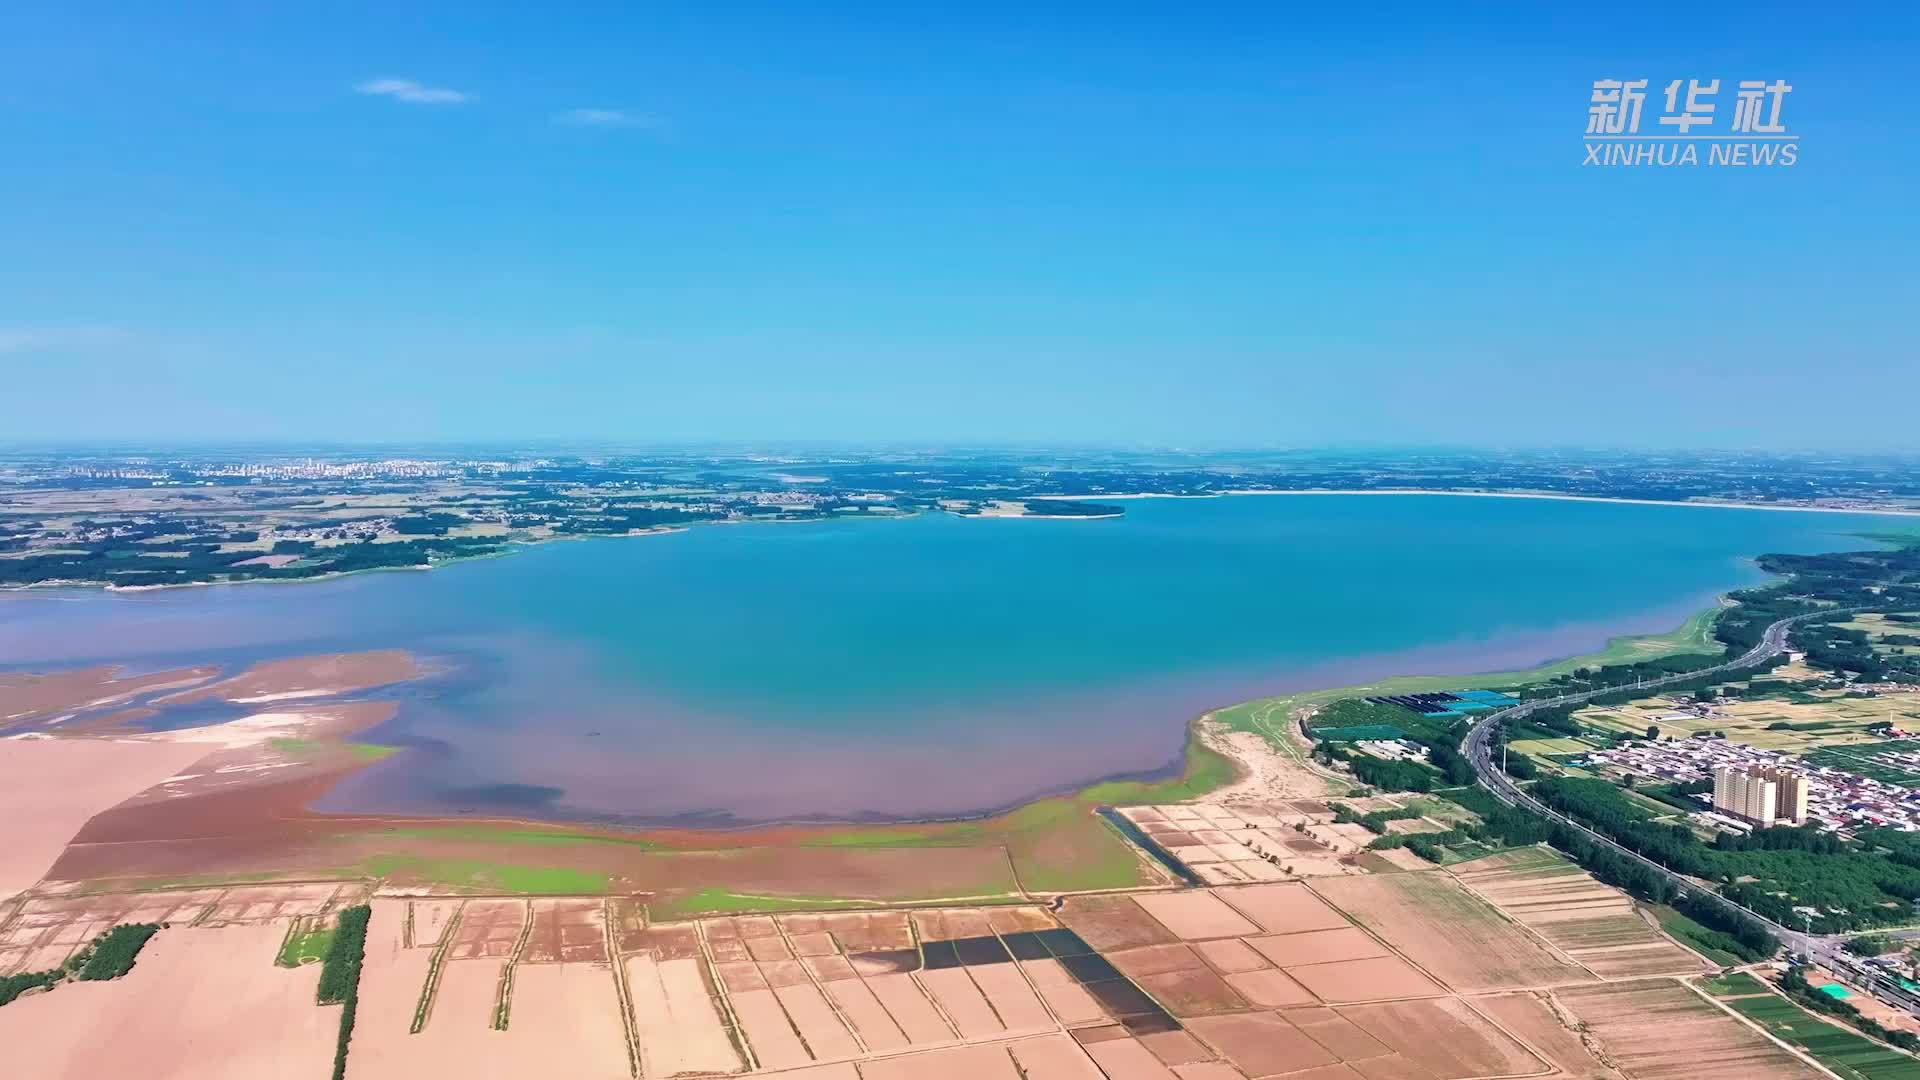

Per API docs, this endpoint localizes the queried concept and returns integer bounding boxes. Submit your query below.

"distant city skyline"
[2,3,1915,448]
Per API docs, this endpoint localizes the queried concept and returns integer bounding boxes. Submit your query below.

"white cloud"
[355,78,471,106]
[554,108,657,129]
[0,327,126,354]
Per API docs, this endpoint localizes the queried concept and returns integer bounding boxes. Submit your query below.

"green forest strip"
[325,904,372,1080]
[0,922,162,1007]
[76,923,160,980]
[318,905,370,1004]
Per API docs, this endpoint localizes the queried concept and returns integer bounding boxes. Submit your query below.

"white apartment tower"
[1712,764,1808,826]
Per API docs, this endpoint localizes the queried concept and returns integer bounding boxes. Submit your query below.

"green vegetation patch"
[376,824,660,850]
[1700,971,1772,997]
[358,854,610,895]
[76,923,162,980]
[278,923,337,967]
[649,889,880,920]
[1805,741,1920,788]
[805,825,988,849]
[0,922,163,1008]
[1311,724,1407,742]
[1726,993,1920,1080]
[270,737,398,763]
[0,968,60,1007]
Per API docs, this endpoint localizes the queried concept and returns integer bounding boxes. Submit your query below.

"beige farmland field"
[1577,689,1920,752]
[1553,980,1824,1080]
[0,763,1767,1080]
[1306,872,1594,992]
[1450,849,1709,979]
[0,921,336,1078]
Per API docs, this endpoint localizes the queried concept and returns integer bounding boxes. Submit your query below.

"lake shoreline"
[8,487,1913,596]
[1036,488,1920,517]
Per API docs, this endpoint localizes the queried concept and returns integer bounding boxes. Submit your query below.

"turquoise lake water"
[0,495,1898,823]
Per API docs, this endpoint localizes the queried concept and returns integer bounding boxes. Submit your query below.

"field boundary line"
[778,915,873,1055]
[1439,862,1608,985]
[1296,876,1471,1000]
[1001,845,1034,901]
[904,916,965,1043]
[492,898,534,1030]
[603,899,642,1078]
[992,917,1074,1034]
[274,917,301,968]
[188,889,225,926]
[410,901,462,1034]
[695,917,759,1072]
[1682,976,1849,1080]
[1452,992,1559,1079]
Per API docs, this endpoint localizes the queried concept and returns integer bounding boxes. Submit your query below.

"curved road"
[1460,608,1920,1014]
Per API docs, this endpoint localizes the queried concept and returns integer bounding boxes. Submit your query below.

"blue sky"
[1,3,1914,448]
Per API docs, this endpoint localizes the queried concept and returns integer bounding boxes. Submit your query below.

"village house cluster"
[1585,735,1920,834]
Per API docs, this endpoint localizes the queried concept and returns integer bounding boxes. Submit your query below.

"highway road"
[1459,608,1920,1015]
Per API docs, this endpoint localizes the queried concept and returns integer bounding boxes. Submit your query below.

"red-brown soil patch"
[0,735,211,899]
[521,897,605,962]
[1058,894,1179,951]
[1109,943,1207,978]
[1186,1011,1341,1077]
[1133,966,1249,1017]
[447,898,526,959]
[816,911,915,951]
[156,649,423,704]
[0,664,214,727]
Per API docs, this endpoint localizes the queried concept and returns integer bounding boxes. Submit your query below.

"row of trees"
[323,905,373,1080]
[1525,776,1920,934]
